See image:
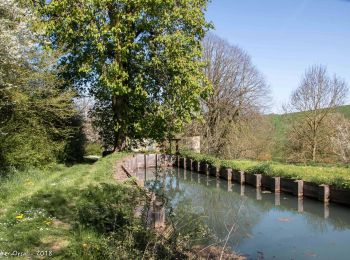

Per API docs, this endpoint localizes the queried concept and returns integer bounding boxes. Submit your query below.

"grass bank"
[181,151,350,188]
[0,152,202,259]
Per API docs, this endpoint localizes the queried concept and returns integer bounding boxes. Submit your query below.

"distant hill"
[334,104,350,119]
[268,104,350,159]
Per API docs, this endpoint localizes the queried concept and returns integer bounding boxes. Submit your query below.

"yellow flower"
[44,220,52,225]
[15,214,24,220]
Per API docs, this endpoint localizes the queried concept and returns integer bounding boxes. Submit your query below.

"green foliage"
[246,162,273,175]
[39,0,212,149]
[334,105,350,119]
[76,183,141,234]
[61,115,87,163]
[85,142,103,156]
[0,65,81,170]
[0,0,83,170]
[180,150,220,166]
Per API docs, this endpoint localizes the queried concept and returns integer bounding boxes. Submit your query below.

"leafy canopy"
[39,0,212,148]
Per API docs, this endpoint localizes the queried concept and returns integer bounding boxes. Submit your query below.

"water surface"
[137,168,350,260]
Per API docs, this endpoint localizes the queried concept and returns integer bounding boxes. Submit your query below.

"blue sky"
[206,0,350,113]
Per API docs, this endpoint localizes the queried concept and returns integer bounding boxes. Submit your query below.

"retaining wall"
[121,154,350,207]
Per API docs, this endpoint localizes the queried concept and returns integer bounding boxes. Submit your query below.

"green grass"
[0,152,138,259]
[334,104,350,119]
[181,151,350,188]
[0,152,208,259]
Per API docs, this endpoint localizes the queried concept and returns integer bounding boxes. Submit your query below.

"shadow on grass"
[2,183,144,255]
[18,188,80,221]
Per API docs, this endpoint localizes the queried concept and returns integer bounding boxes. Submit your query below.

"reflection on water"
[138,168,350,260]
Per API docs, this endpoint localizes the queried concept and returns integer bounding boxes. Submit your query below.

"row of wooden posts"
[176,157,330,203]
[170,168,333,219]
[178,157,350,208]
[123,154,350,207]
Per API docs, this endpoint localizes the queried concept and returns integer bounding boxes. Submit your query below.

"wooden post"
[223,168,233,181]
[318,184,330,203]
[256,187,262,200]
[275,192,281,206]
[324,203,330,219]
[273,177,281,193]
[228,181,233,192]
[255,174,262,188]
[205,163,209,175]
[239,170,245,184]
[294,180,304,197]
[298,198,304,212]
[240,184,245,196]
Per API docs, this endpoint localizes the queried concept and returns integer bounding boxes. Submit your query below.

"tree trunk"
[312,137,317,162]
[112,94,127,151]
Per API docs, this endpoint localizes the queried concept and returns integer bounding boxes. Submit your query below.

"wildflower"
[44,220,52,225]
[15,214,24,220]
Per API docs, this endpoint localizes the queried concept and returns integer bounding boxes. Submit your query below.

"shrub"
[247,162,273,175]
[84,142,103,156]
[76,183,142,234]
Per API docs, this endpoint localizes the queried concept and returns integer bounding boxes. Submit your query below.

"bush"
[84,142,103,156]
[247,162,273,175]
[76,183,142,234]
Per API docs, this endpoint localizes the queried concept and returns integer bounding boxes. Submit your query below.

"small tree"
[284,65,348,162]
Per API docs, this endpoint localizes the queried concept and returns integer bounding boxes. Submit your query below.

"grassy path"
[0,152,135,259]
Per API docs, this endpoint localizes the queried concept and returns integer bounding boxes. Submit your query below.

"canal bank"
[121,153,350,207]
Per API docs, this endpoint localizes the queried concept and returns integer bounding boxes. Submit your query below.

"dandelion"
[44,220,52,225]
[15,214,24,220]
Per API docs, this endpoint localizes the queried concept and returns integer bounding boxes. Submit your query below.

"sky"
[206,0,350,113]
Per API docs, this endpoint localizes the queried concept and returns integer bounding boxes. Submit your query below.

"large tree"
[284,65,348,162]
[37,0,211,150]
[198,33,270,158]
